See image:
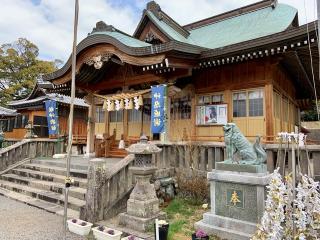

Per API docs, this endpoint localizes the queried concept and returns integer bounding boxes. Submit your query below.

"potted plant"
[192,229,209,240]
[92,225,122,240]
[67,219,93,236]
[121,235,144,240]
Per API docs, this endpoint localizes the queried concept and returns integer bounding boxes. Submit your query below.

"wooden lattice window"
[170,95,191,120]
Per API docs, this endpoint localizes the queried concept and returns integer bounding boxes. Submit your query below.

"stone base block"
[127,198,159,218]
[215,162,267,173]
[195,213,256,240]
[119,211,166,232]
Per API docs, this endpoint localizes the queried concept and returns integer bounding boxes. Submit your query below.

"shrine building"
[2,84,88,144]
[42,0,319,157]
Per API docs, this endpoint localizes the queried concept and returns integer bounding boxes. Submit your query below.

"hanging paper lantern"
[102,100,107,110]
[115,99,120,111]
[133,96,140,110]
[138,95,143,106]
[124,99,130,109]
[119,99,124,109]
[128,98,133,110]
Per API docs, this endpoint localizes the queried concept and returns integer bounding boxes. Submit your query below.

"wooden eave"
[43,34,205,83]
[197,22,319,99]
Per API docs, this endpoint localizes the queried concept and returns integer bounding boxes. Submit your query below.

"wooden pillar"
[265,84,274,142]
[123,110,128,140]
[166,96,171,142]
[224,90,232,122]
[104,111,109,136]
[85,94,96,157]
[191,96,196,139]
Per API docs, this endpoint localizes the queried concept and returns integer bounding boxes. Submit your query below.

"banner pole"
[63,0,79,239]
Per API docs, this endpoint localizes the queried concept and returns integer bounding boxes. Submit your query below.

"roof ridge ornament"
[90,21,116,35]
[146,1,162,20]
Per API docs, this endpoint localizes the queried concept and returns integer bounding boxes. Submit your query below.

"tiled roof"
[47,94,88,107]
[8,94,88,108]
[0,106,17,117]
[90,31,151,48]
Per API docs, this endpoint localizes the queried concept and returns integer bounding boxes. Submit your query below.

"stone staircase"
[0,157,88,219]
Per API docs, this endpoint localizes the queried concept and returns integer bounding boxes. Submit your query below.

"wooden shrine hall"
[42,0,320,157]
[2,84,88,145]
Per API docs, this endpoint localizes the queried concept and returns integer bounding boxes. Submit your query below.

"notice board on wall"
[196,104,227,125]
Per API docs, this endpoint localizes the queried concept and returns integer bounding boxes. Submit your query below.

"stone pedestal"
[195,163,271,240]
[119,135,165,232]
[119,168,165,232]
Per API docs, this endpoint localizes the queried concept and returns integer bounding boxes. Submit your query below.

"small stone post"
[119,135,165,232]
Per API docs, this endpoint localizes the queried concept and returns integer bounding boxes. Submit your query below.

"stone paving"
[0,195,86,240]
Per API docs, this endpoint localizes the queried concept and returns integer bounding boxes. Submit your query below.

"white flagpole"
[64,0,79,239]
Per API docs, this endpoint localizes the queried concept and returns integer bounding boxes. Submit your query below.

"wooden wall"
[94,57,300,143]
[191,58,273,141]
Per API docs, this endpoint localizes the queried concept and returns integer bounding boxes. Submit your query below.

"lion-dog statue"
[223,123,267,165]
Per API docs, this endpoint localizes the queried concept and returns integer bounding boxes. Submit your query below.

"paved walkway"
[0,195,86,240]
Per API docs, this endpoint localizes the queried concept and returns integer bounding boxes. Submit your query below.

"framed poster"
[196,104,228,125]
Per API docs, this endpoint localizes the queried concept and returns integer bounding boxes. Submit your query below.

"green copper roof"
[146,3,297,49]
[188,4,297,49]
[146,11,188,42]
[91,31,151,48]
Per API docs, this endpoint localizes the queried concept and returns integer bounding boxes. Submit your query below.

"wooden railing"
[0,138,64,172]
[81,139,320,224]
[153,141,320,178]
[72,135,87,145]
[1,139,20,148]
[82,154,135,223]
[95,130,116,158]
[153,142,225,177]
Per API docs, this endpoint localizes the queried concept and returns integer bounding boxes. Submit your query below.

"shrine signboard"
[45,100,59,135]
[151,85,166,134]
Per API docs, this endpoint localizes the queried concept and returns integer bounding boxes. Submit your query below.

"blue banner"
[151,85,166,134]
[45,100,59,135]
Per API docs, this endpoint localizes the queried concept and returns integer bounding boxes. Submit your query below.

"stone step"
[11,168,87,188]
[0,187,79,219]
[21,163,88,179]
[32,158,89,171]
[0,180,85,211]
[1,173,86,200]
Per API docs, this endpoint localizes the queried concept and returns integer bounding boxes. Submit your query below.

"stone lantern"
[119,135,165,232]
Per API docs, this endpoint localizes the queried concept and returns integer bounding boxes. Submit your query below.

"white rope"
[304,0,320,120]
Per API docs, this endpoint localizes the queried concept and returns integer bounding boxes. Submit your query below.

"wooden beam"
[87,73,165,91]
[52,44,166,85]
[265,83,274,141]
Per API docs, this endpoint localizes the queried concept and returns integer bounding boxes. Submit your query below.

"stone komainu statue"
[223,123,267,165]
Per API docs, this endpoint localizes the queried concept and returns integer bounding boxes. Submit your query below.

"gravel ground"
[0,195,86,240]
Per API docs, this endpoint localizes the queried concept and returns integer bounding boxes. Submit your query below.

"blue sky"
[0,0,316,62]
